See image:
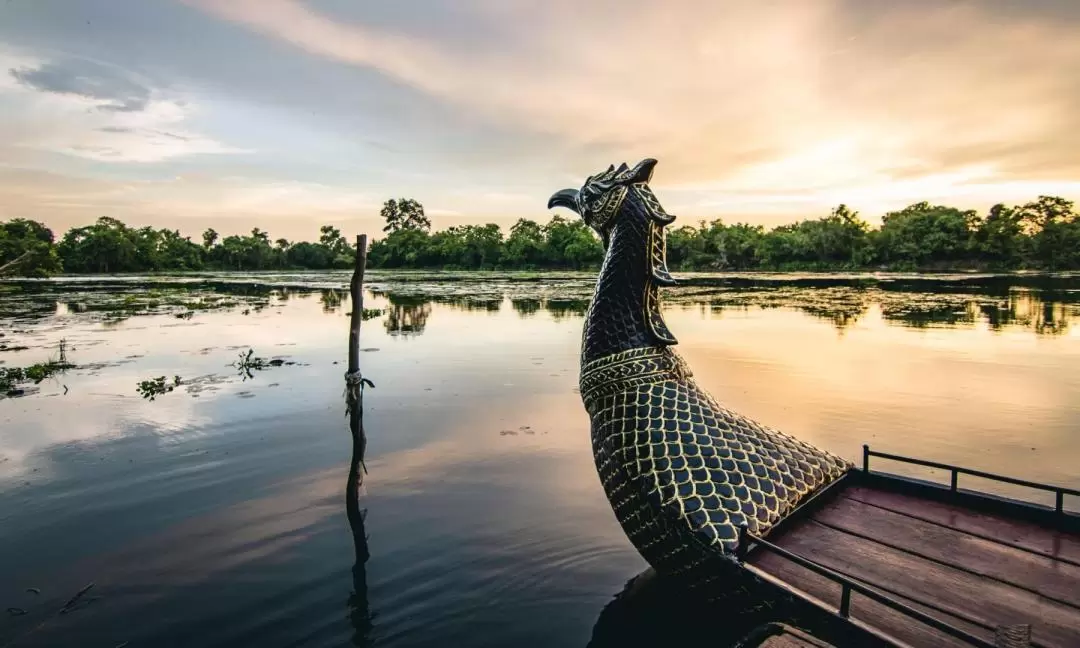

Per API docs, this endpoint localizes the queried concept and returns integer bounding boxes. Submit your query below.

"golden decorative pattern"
[563,158,853,601]
[589,185,628,234]
[581,345,851,564]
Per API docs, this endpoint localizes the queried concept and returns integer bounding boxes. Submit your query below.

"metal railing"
[862,445,1079,516]
[736,525,997,648]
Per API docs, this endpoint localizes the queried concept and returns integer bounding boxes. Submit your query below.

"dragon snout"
[547,188,581,214]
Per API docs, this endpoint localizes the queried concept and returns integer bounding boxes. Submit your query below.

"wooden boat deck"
[747,482,1080,647]
[735,622,837,647]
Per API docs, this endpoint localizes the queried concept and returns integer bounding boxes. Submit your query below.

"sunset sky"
[1,0,1079,241]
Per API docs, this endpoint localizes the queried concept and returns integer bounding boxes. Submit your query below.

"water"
[1,271,1078,647]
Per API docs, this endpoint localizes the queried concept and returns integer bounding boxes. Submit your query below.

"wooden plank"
[736,622,837,648]
[756,630,832,647]
[812,496,1080,608]
[766,520,1080,648]
[750,551,986,648]
[845,486,1080,567]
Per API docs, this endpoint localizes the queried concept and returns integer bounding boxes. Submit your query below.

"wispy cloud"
[3,53,246,163]
[185,0,1080,213]
[1,1,1078,232]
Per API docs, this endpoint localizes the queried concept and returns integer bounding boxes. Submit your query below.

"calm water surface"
[1,271,1078,647]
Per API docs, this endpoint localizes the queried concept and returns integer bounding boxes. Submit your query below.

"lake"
[1,271,1079,647]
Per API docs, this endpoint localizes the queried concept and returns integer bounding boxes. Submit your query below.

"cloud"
[1,54,246,163]
[0,167,384,239]
[10,58,151,112]
[185,0,1080,214]
[1,1,1078,231]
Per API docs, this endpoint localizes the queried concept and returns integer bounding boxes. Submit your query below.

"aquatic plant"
[136,375,183,401]
[0,339,74,395]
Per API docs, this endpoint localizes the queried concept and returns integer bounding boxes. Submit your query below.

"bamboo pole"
[344,232,372,639]
[348,234,368,376]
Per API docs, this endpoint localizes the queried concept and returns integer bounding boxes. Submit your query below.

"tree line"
[2,195,1078,277]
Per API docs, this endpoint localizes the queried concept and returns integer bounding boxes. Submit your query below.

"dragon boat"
[549,159,1080,648]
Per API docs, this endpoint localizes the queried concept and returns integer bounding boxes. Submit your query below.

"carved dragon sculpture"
[548,158,852,597]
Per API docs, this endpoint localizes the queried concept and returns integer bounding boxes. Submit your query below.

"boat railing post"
[950,468,959,493]
[839,584,852,618]
[862,444,869,473]
[735,522,749,563]
[1056,490,1065,516]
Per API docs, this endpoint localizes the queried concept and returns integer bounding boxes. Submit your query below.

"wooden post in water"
[345,233,371,478]
[344,234,373,641]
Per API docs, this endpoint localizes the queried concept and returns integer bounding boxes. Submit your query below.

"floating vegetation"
[361,308,384,320]
[229,348,296,380]
[137,375,183,401]
[232,348,268,373]
[0,340,74,396]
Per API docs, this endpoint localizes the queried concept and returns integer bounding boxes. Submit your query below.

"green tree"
[971,204,1024,268]
[502,219,547,268]
[368,228,432,267]
[202,228,219,249]
[542,216,603,268]
[876,202,975,268]
[286,241,335,269]
[380,198,431,233]
[157,229,204,270]
[1018,196,1079,270]
[57,217,139,273]
[0,218,62,276]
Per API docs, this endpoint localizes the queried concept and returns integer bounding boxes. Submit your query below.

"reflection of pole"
[345,380,374,645]
[345,233,373,645]
[346,398,373,645]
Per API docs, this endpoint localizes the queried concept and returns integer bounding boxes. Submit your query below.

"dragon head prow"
[547,158,675,253]
[548,158,679,347]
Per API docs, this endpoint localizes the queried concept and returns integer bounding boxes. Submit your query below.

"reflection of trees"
[978,290,1072,335]
[874,288,1074,335]
[879,296,976,329]
[707,287,871,332]
[511,298,542,318]
[435,297,502,312]
[383,295,432,337]
[321,289,344,313]
[546,299,590,322]
[695,284,1078,335]
[307,280,1080,337]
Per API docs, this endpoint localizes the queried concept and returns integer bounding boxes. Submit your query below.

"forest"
[2,195,1078,276]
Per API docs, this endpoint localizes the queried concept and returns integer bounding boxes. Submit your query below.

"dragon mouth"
[547,188,580,213]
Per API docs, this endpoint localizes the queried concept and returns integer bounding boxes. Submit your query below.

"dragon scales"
[548,158,852,596]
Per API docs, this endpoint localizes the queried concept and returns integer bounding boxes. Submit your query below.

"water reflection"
[511,298,542,317]
[345,378,373,646]
[586,570,782,648]
[509,297,590,320]
[586,568,852,648]
[2,271,1079,647]
[379,294,433,337]
[3,274,1079,337]
[321,289,345,313]
[693,285,1077,335]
